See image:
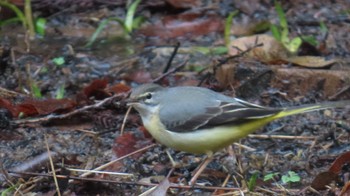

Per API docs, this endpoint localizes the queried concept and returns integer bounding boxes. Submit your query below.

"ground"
[0,0,350,195]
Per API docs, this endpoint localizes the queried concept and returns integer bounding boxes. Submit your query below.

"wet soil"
[0,0,350,195]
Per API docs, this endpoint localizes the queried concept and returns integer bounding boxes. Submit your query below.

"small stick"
[163,42,181,74]
[44,134,61,196]
[80,143,156,177]
[121,106,132,135]
[14,93,126,125]
[248,134,316,140]
[153,59,189,83]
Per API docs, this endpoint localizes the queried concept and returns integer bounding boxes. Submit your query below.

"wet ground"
[1,0,350,195]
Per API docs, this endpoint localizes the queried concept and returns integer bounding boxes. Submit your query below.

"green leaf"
[281,171,300,184]
[35,17,47,36]
[270,24,281,41]
[280,28,289,43]
[40,66,48,74]
[301,35,318,46]
[86,19,110,48]
[275,1,287,30]
[263,172,279,181]
[132,16,145,29]
[286,37,302,53]
[211,46,228,55]
[252,21,271,33]
[319,21,328,34]
[0,1,26,28]
[52,57,65,66]
[248,172,259,191]
[56,83,65,99]
[287,171,301,182]
[85,17,126,47]
[281,174,289,184]
[31,82,42,98]
[125,0,142,33]
[192,46,228,55]
[0,17,22,26]
[1,184,17,196]
[224,10,239,48]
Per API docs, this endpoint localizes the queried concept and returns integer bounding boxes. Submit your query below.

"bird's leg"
[189,153,214,186]
[166,149,182,168]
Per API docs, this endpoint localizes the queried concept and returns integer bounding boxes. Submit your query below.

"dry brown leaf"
[229,34,290,64]
[340,181,350,196]
[285,56,337,68]
[311,151,350,190]
[140,178,170,196]
[229,34,339,68]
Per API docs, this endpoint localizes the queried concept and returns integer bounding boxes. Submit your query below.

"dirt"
[0,0,350,195]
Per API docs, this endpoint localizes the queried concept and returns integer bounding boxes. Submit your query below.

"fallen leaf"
[285,56,337,68]
[139,177,170,196]
[113,132,153,158]
[310,171,339,190]
[138,11,224,39]
[107,83,131,94]
[339,181,350,196]
[311,151,350,190]
[229,34,339,67]
[21,98,76,115]
[127,71,153,84]
[166,0,201,8]
[83,78,110,99]
[329,151,350,174]
[0,98,76,117]
[229,34,290,64]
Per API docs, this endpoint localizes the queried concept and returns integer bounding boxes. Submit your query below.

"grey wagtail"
[127,83,349,183]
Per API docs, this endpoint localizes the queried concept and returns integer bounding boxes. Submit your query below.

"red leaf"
[311,151,350,190]
[138,11,224,39]
[83,78,110,99]
[311,171,339,190]
[107,83,131,94]
[126,71,153,84]
[18,98,76,116]
[329,151,350,174]
[0,98,18,117]
[113,132,153,158]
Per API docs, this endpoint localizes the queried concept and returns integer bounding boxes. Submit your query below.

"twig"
[13,93,126,125]
[8,171,241,191]
[213,174,231,195]
[329,85,350,100]
[163,42,180,73]
[44,134,61,196]
[66,168,134,177]
[197,43,263,86]
[9,151,59,173]
[248,134,316,140]
[80,143,156,177]
[121,106,132,135]
[152,58,189,83]
[233,142,256,151]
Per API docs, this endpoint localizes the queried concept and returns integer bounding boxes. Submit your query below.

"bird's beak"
[125,98,137,107]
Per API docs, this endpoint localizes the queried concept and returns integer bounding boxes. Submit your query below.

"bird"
[127,83,349,184]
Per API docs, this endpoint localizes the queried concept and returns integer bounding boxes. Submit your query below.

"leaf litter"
[0,1,350,195]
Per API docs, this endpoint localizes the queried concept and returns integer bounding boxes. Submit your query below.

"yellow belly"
[142,113,273,155]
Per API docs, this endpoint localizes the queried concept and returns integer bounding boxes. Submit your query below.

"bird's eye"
[145,93,152,99]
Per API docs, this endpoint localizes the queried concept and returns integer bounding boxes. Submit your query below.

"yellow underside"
[142,105,322,155]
